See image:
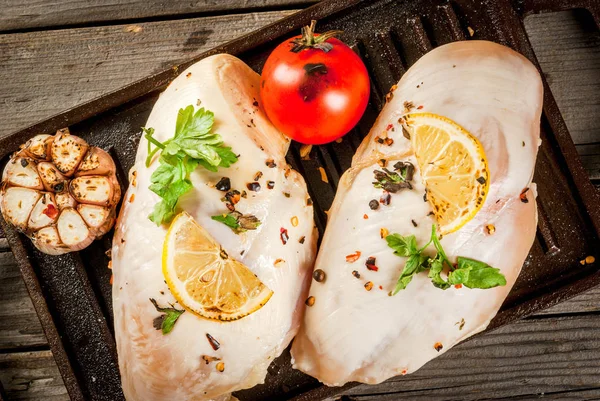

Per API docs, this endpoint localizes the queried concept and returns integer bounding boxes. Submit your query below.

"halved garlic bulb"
[0,128,121,255]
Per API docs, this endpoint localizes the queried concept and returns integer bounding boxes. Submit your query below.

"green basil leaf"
[457,257,507,289]
[175,105,195,138]
[161,310,185,334]
[428,257,450,289]
[211,214,241,230]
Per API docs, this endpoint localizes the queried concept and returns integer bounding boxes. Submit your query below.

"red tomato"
[260,21,370,145]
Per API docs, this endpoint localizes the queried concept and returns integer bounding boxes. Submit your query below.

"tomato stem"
[290,20,343,53]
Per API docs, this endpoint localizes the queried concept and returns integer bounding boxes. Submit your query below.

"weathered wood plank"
[0,9,296,140]
[0,252,47,350]
[0,0,315,32]
[524,10,600,148]
[0,351,68,401]
[329,314,600,401]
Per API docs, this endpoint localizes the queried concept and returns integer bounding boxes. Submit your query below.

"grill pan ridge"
[1,0,599,400]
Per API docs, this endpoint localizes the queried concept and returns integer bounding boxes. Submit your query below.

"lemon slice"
[163,212,273,321]
[404,113,489,234]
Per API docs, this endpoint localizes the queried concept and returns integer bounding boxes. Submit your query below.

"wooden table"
[1,2,599,400]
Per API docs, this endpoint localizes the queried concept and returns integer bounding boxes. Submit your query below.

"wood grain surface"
[0,0,316,32]
[0,10,295,139]
[0,3,599,401]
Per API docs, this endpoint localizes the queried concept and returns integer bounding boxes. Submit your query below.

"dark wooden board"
[0,0,316,32]
[0,10,295,139]
[330,314,600,400]
[0,2,600,401]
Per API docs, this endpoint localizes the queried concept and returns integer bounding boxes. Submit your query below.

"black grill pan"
[1,0,599,400]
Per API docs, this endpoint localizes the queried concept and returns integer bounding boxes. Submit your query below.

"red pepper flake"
[365,256,378,271]
[434,342,443,352]
[109,274,114,285]
[386,124,393,131]
[206,333,220,350]
[346,251,361,263]
[401,368,408,375]
[186,72,192,78]
[363,214,369,220]
[379,285,383,290]
[417,105,424,110]
[129,193,135,203]
[280,227,289,245]
[520,187,529,203]
[42,204,59,219]
[380,191,391,206]
[454,284,463,289]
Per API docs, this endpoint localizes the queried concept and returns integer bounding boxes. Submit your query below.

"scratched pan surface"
[1,0,600,400]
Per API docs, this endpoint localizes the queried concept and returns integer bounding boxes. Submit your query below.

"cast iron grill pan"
[1,0,599,400]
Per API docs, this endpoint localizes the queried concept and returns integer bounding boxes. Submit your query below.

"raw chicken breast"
[112,54,317,400]
[291,41,543,385]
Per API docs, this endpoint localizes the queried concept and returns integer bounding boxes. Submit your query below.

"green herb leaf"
[211,211,261,234]
[150,298,185,335]
[211,213,241,231]
[454,257,507,289]
[144,105,239,225]
[387,225,506,294]
[386,234,418,257]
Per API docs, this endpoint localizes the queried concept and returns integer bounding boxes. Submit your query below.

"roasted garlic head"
[0,128,121,255]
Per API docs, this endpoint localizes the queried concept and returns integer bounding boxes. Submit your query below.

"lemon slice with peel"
[404,113,489,234]
[163,212,273,321]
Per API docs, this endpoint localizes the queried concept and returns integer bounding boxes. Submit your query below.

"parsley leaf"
[150,298,185,335]
[387,225,506,293]
[143,106,238,225]
[386,233,418,257]
[211,211,261,234]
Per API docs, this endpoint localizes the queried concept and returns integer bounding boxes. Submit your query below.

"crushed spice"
[247,182,261,192]
[364,281,374,291]
[254,171,263,181]
[369,199,380,210]
[434,342,443,352]
[363,214,369,220]
[581,256,596,265]
[520,187,530,203]
[373,168,411,193]
[206,333,221,350]
[378,159,387,167]
[485,224,496,235]
[201,355,221,364]
[299,236,306,244]
[318,167,329,183]
[291,216,299,227]
[380,228,389,238]
[380,191,391,206]
[313,269,326,282]
[280,227,289,245]
[411,219,417,227]
[266,159,277,168]
[365,257,378,271]
[456,318,465,330]
[352,270,361,279]
[300,144,312,160]
[216,362,225,372]
[215,177,231,192]
[305,296,315,306]
[346,251,361,263]
[274,258,285,267]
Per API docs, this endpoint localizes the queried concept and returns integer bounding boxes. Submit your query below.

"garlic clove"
[37,161,68,192]
[22,134,53,161]
[32,226,69,255]
[77,204,114,237]
[54,190,77,210]
[69,175,115,206]
[1,187,41,231]
[28,192,59,231]
[2,157,43,190]
[56,207,93,250]
[76,147,117,177]
[50,128,89,176]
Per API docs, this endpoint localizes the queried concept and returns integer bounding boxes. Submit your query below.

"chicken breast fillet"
[112,54,317,400]
[291,41,543,385]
